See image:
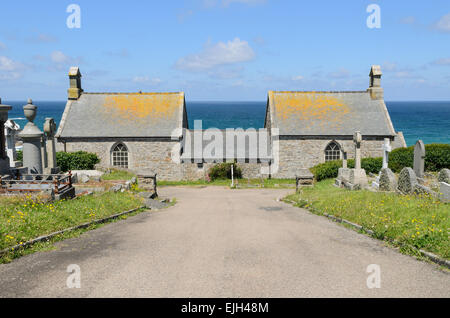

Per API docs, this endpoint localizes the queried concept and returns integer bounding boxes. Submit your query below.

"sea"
[4,100,450,147]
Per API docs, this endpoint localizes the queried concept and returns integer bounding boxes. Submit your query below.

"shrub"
[56,151,100,172]
[311,157,383,181]
[208,163,242,181]
[310,160,342,181]
[389,144,450,173]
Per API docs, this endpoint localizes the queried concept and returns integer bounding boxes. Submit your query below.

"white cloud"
[432,58,450,65]
[0,42,6,50]
[133,76,162,85]
[175,38,255,72]
[0,56,25,80]
[433,13,450,33]
[49,51,84,70]
[0,56,24,71]
[292,75,304,81]
[28,33,58,43]
[329,68,350,79]
[400,16,416,25]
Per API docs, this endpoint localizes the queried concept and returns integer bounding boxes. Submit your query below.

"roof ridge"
[272,90,368,94]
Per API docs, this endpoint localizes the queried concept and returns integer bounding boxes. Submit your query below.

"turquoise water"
[4,100,450,147]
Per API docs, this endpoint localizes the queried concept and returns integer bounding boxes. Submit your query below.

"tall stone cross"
[382,138,392,169]
[413,140,425,178]
[353,131,362,170]
[342,151,348,169]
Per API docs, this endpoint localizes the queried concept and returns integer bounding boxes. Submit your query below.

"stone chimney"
[68,66,83,100]
[368,65,383,100]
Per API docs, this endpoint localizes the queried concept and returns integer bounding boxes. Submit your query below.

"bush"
[16,150,23,162]
[311,157,383,181]
[208,163,242,181]
[56,151,100,172]
[389,144,450,173]
[310,160,342,182]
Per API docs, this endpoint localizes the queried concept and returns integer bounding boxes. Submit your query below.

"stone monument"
[0,98,12,175]
[43,117,60,174]
[382,138,392,169]
[4,119,21,168]
[348,131,368,187]
[413,140,425,178]
[18,99,44,174]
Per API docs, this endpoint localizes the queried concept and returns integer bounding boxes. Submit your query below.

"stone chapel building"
[56,65,406,180]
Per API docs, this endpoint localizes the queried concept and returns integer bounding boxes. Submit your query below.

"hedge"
[311,157,382,182]
[208,163,242,181]
[56,151,100,172]
[310,143,450,181]
[389,143,450,173]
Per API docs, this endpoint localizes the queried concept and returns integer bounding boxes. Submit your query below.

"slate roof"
[57,92,187,138]
[266,91,396,136]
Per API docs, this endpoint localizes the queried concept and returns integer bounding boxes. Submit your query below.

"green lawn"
[0,191,144,261]
[101,170,136,181]
[285,179,450,260]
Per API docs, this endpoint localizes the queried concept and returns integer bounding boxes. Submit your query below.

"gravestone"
[438,168,450,184]
[379,168,396,191]
[413,140,425,178]
[342,151,348,169]
[43,117,60,174]
[382,138,392,169]
[348,131,368,187]
[439,182,450,203]
[397,167,418,194]
[0,98,12,175]
[18,99,43,174]
[4,120,21,168]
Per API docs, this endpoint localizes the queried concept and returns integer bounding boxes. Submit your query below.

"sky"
[0,0,449,101]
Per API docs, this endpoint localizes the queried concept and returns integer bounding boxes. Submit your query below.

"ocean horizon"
[4,100,450,147]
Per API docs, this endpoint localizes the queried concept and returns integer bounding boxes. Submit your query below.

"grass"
[285,179,450,260]
[0,191,144,263]
[101,170,136,181]
[159,178,296,188]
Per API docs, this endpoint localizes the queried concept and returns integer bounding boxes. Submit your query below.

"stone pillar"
[342,151,348,169]
[18,99,43,174]
[0,98,12,175]
[44,118,60,174]
[382,138,392,169]
[354,131,362,169]
[413,140,425,178]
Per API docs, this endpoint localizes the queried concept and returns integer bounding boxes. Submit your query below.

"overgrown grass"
[285,179,450,260]
[0,191,144,261]
[101,170,136,181]
[159,178,296,188]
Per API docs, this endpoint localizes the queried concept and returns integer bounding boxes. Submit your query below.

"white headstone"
[413,140,425,178]
[382,138,392,169]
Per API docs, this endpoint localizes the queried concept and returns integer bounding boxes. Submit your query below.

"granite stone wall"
[60,136,402,181]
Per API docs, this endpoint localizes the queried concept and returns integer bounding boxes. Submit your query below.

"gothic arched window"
[112,143,129,168]
[325,142,341,162]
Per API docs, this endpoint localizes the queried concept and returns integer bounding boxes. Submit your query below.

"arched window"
[112,143,129,168]
[325,142,341,162]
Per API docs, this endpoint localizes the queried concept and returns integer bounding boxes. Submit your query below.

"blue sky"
[0,0,449,101]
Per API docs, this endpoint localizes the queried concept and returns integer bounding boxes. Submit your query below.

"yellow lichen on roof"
[102,94,179,124]
[273,92,350,130]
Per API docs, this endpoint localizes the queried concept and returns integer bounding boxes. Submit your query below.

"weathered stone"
[438,169,450,184]
[138,191,157,199]
[349,168,368,187]
[382,138,391,169]
[19,99,43,174]
[379,168,396,191]
[439,182,450,203]
[397,167,418,194]
[80,174,90,183]
[413,184,437,197]
[110,184,122,192]
[413,140,425,178]
[144,198,168,210]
